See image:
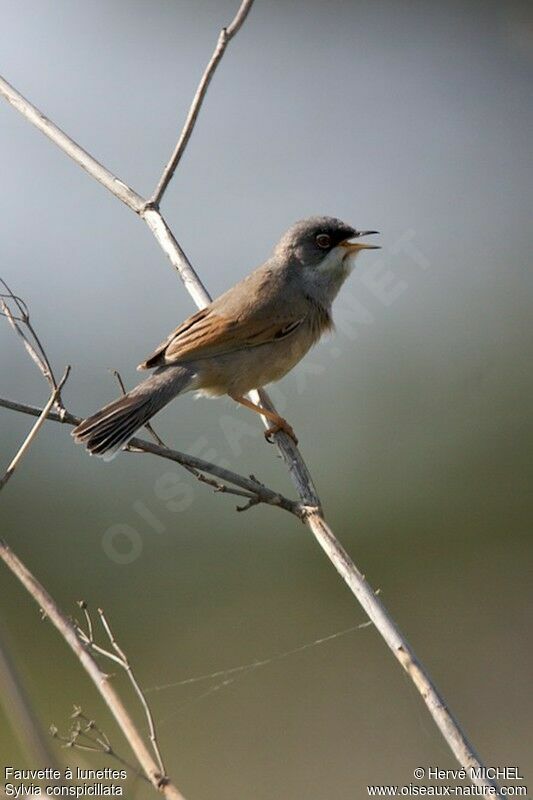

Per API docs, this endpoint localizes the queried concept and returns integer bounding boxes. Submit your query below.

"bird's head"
[274,216,380,304]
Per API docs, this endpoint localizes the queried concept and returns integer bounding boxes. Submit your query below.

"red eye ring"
[316,233,331,249]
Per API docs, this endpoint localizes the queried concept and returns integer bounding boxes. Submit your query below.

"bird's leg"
[230,395,298,445]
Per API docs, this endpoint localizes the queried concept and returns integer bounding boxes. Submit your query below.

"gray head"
[274,216,379,266]
[274,216,379,304]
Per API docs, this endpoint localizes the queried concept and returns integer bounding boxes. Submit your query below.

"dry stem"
[0,367,70,492]
[0,394,300,516]
[150,0,255,206]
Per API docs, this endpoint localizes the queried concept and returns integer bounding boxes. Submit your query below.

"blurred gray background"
[1,1,532,797]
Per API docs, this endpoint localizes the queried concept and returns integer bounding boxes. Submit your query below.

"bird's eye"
[316,233,331,249]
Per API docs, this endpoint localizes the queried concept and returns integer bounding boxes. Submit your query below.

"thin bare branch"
[0,367,70,492]
[0,542,186,800]
[141,209,211,308]
[0,397,77,424]
[0,76,144,213]
[52,708,148,782]
[80,601,94,643]
[74,602,116,662]
[150,0,255,206]
[73,605,166,782]
[75,632,125,670]
[0,396,302,516]
[97,608,166,778]
[0,279,59,394]
[303,511,497,789]
[0,289,29,318]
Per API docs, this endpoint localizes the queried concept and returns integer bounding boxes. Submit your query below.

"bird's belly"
[194,330,316,398]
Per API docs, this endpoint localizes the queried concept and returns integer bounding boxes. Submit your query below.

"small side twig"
[149,0,255,207]
[74,601,166,780]
[0,367,70,492]
[0,278,61,402]
[97,607,166,779]
[51,706,149,783]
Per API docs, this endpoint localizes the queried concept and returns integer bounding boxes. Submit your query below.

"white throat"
[309,245,357,306]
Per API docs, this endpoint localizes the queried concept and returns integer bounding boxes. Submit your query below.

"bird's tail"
[72,366,195,461]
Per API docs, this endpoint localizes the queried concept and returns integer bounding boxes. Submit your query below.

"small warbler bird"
[73,216,379,459]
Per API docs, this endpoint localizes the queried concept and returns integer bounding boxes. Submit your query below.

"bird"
[72,216,379,460]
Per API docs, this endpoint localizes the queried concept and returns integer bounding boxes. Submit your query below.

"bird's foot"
[264,417,298,445]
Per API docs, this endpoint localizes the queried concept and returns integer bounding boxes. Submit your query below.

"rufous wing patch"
[138,306,307,369]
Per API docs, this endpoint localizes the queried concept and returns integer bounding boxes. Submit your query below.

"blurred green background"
[1,1,532,797]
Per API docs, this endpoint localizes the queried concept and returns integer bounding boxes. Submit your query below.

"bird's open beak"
[340,231,380,251]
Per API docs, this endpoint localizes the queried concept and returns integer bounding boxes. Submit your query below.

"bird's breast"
[193,311,329,397]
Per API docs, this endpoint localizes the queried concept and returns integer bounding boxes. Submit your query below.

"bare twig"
[302,512,494,784]
[0,76,144,213]
[51,707,147,781]
[73,604,165,783]
[74,602,119,665]
[149,0,255,206]
[0,395,301,516]
[80,602,94,644]
[0,397,78,423]
[141,210,210,308]
[0,279,60,396]
[0,4,501,792]
[75,602,167,777]
[97,607,166,778]
[0,542,186,800]
[0,367,70,492]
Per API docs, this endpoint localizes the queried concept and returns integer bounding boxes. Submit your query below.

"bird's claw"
[264,418,298,445]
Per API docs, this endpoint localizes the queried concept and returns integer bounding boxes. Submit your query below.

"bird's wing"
[138,304,305,370]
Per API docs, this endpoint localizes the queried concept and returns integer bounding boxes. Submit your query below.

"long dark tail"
[72,366,195,460]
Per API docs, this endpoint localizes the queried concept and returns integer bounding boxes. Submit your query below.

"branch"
[303,513,494,784]
[1,279,62,398]
[0,76,144,213]
[150,0,255,206]
[0,367,70,492]
[73,602,165,778]
[0,396,302,517]
[51,706,147,783]
[98,607,165,778]
[0,543,186,800]
[0,4,501,792]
